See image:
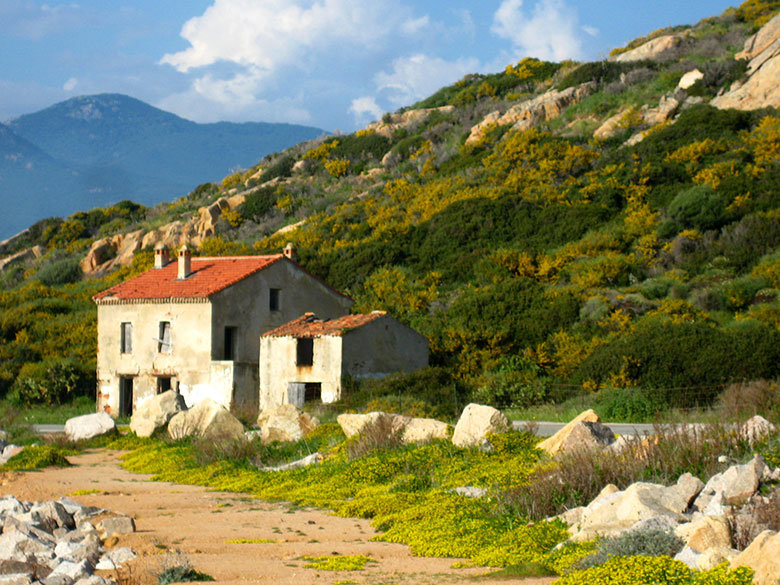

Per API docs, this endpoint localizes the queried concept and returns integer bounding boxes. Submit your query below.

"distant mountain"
[0,94,324,239]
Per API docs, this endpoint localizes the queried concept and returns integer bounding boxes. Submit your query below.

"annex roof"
[94,255,285,302]
[263,311,387,338]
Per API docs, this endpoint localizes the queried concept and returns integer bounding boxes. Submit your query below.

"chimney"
[283,242,298,263]
[154,243,171,269]
[177,244,192,279]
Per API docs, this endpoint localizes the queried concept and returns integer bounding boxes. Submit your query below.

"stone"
[642,94,681,126]
[594,110,631,140]
[740,415,776,446]
[720,455,765,506]
[675,515,731,553]
[167,399,244,442]
[64,414,116,443]
[256,404,320,444]
[0,529,55,562]
[95,517,135,540]
[572,481,688,541]
[50,559,92,582]
[452,486,487,498]
[401,418,449,445]
[1,445,25,464]
[30,502,74,534]
[336,412,411,439]
[0,575,33,585]
[696,546,738,571]
[673,473,704,508]
[259,453,323,472]
[0,496,27,518]
[674,545,701,570]
[42,577,75,585]
[737,12,780,61]
[56,500,103,523]
[731,530,780,585]
[73,577,115,585]
[612,35,683,62]
[129,390,186,437]
[363,106,455,139]
[557,507,585,528]
[678,69,704,90]
[451,404,510,449]
[95,548,136,571]
[537,410,615,456]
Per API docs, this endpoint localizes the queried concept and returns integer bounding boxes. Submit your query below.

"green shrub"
[260,154,295,182]
[36,257,82,286]
[595,387,663,422]
[0,445,72,471]
[556,60,656,91]
[240,186,278,221]
[577,529,683,569]
[9,357,94,406]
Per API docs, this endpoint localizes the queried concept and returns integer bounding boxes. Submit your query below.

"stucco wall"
[341,316,429,377]
[259,335,343,410]
[96,301,212,415]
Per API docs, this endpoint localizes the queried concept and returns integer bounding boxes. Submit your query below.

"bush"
[556,60,656,91]
[156,553,214,585]
[9,358,94,406]
[577,529,683,569]
[667,184,728,232]
[594,387,663,422]
[36,257,82,286]
[240,186,278,222]
[346,415,405,460]
[717,379,780,422]
[260,154,295,182]
[0,445,72,471]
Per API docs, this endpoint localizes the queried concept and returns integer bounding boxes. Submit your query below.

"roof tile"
[263,312,387,338]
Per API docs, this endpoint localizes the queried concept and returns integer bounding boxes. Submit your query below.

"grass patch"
[226,538,277,544]
[0,445,73,471]
[474,562,556,580]
[302,555,374,571]
[69,488,101,496]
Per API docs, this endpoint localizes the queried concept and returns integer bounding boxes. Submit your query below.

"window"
[269,288,280,311]
[120,322,132,353]
[304,382,321,402]
[296,337,313,366]
[158,321,172,353]
[224,326,237,360]
[157,376,171,394]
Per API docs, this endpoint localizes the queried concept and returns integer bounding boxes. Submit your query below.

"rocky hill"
[1,1,779,414]
[0,94,324,239]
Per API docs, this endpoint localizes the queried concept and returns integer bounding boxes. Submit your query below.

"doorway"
[119,377,134,417]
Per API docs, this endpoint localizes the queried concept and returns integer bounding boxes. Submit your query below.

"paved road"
[35,421,657,437]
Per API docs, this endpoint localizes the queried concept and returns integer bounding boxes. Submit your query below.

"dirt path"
[1,450,554,585]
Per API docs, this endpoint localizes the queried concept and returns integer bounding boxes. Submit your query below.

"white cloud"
[401,15,429,35]
[161,0,411,74]
[492,0,584,61]
[0,1,86,40]
[582,25,599,38]
[374,53,479,108]
[63,77,78,91]
[349,96,383,124]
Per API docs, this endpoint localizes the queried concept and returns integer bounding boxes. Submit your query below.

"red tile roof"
[263,311,387,338]
[94,255,284,301]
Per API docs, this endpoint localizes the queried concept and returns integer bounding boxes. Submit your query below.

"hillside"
[0,94,324,239]
[1,0,779,418]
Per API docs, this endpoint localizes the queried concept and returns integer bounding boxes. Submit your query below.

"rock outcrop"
[466,83,595,145]
[712,13,780,111]
[256,404,320,443]
[401,417,450,444]
[731,530,780,585]
[167,399,244,442]
[364,106,455,139]
[451,403,509,448]
[0,246,44,272]
[611,35,684,62]
[129,390,186,438]
[64,413,116,442]
[336,412,412,438]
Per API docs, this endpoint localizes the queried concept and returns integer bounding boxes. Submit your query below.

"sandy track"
[1,449,554,585]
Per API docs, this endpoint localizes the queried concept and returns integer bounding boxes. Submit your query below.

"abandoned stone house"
[93,244,353,416]
[258,311,429,410]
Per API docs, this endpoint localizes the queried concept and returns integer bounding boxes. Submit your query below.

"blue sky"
[0,0,738,132]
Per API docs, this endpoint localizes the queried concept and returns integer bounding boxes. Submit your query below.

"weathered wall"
[259,335,343,410]
[96,301,212,414]
[341,315,429,378]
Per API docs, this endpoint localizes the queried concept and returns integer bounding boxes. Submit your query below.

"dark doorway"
[224,326,237,360]
[304,382,321,402]
[119,377,134,417]
[157,376,172,394]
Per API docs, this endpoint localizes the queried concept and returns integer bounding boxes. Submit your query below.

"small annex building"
[259,311,429,410]
[93,244,352,417]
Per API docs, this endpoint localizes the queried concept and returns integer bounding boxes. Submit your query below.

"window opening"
[224,326,237,360]
[158,321,172,353]
[269,288,281,311]
[157,376,172,394]
[120,322,132,353]
[296,337,313,366]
